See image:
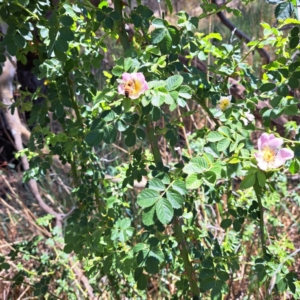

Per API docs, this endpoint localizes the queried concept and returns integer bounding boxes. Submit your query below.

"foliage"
[0,0,299,299]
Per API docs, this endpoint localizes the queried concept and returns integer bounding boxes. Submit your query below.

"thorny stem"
[67,77,82,125]
[70,152,79,186]
[114,3,199,296]
[254,183,267,258]
[147,123,163,167]
[174,218,200,298]
[113,0,130,51]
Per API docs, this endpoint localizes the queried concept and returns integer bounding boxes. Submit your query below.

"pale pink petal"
[257,160,268,171]
[245,112,255,122]
[272,156,286,168]
[134,72,146,82]
[258,133,270,151]
[130,93,140,100]
[122,72,132,81]
[278,148,294,160]
[118,84,125,94]
[143,81,149,91]
[268,136,283,149]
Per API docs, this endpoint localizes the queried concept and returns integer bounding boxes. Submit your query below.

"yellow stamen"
[133,79,143,95]
[220,98,230,111]
[262,146,276,163]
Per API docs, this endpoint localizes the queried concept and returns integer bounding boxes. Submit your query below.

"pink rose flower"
[255,133,294,171]
[118,72,148,99]
[242,111,255,126]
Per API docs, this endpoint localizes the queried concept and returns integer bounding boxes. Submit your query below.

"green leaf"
[277,84,289,96]
[110,11,120,20]
[152,18,165,28]
[217,138,231,152]
[289,159,299,174]
[183,157,208,175]
[155,198,173,224]
[104,16,114,29]
[166,190,184,209]
[124,57,133,71]
[218,126,231,137]
[125,133,136,147]
[207,132,224,142]
[85,130,103,146]
[186,174,202,189]
[151,28,166,44]
[142,205,156,226]
[178,85,192,99]
[145,257,159,274]
[55,37,68,52]
[60,15,74,26]
[103,125,117,144]
[136,128,146,140]
[220,219,232,229]
[240,173,256,189]
[291,26,299,37]
[165,0,173,14]
[290,36,299,49]
[233,219,242,231]
[59,27,74,41]
[203,171,217,185]
[257,170,266,187]
[148,178,165,191]
[112,65,124,76]
[137,273,148,290]
[172,180,187,195]
[161,31,172,53]
[0,262,10,270]
[149,247,164,262]
[259,83,276,92]
[166,75,183,91]
[216,271,229,281]
[137,189,160,208]
[275,2,293,20]
[288,77,299,89]
[211,286,222,300]
[282,104,299,116]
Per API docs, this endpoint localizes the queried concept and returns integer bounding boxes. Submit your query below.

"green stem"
[95,186,101,213]
[70,152,79,186]
[147,125,163,167]
[67,78,82,125]
[174,218,200,298]
[254,183,267,257]
[113,0,130,51]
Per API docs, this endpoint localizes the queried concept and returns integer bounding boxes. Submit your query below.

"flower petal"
[122,72,132,82]
[278,148,294,160]
[268,136,283,149]
[257,160,268,171]
[258,133,270,151]
[118,84,125,95]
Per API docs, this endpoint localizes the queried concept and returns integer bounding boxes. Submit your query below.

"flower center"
[262,146,276,163]
[133,79,142,94]
[220,98,230,111]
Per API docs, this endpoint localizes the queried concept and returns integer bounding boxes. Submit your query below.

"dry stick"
[212,0,270,64]
[16,285,30,300]
[1,68,95,299]
[177,107,192,157]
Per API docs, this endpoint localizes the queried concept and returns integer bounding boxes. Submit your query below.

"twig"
[212,0,270,64]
